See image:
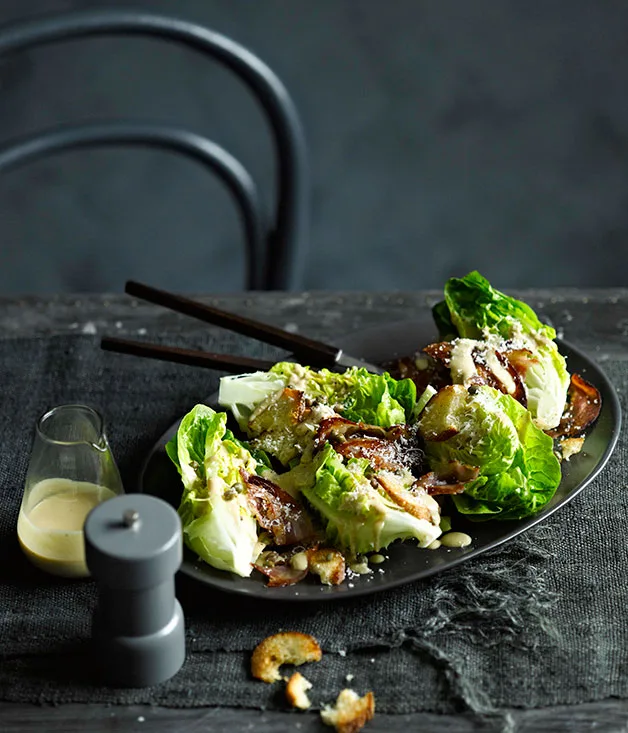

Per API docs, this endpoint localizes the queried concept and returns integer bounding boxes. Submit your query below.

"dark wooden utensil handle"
[101,336,277,373]
[125,280,340,366]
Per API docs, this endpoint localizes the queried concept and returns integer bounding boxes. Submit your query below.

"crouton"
[321,688,375,733]
[251,631,322,683]
[285,671,313,709]
[308,548,346,586]
[558,436,585,461]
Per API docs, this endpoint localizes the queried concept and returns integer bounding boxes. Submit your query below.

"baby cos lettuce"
[277,443,441,554]
[435,270,556,342]
[166,404,264,577]
[269,362,416,427]
[219,361,417,433]
[433,271,570,431]
[418,384,561,520]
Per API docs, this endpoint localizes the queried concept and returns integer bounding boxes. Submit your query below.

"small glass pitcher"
[17,404,124,578]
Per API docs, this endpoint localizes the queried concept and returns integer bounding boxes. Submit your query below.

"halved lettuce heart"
[418,385,561,520]
[166,404,264,577]
[268,362,417,428]
[217,371,286,431]
[431,271,570,430]
[276,443,441,555]
[219,363,417,431]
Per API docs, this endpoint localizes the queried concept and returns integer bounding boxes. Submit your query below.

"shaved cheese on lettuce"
[219,362,416,432]
[418,385,561,520]
[432,271,570,430]
[277,443,441,555]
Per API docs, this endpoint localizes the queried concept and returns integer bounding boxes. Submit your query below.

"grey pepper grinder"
[84,493,185,687]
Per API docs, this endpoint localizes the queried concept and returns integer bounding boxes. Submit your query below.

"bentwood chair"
[0,9,309,290]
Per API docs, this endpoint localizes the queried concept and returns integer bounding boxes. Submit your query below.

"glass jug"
[17,404,124,578]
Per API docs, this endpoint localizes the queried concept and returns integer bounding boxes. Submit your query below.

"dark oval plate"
[139,318,621,601]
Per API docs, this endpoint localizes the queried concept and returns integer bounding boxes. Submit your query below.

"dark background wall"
[0,0,627,295]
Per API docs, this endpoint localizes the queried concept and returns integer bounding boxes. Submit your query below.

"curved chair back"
[0,9,309,290]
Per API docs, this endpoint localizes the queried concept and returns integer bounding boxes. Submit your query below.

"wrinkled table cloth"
[0,291,626,721]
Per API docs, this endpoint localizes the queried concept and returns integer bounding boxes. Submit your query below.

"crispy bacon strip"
[485,349,527,403]
[423,342,453,365]
[505,349,537,378]
[425,341,526,402]
[547,373,602,439]
[335,437,399,471]
[314,416,391,449]
[242,472,317,546]
[413,463,480,496]
[314,416,358,448]
[386,352,451,394]
[441,462,481,483]
[386,424,410,441]
[414,472,466,496]
[320,419,427,474]
[249,388,310,438]
[422,426,460,442]
[254,546,346,587]
[376,472,435,522]
[254,562,308,587]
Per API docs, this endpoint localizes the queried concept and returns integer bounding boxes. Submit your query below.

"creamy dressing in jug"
[17,478,117,577]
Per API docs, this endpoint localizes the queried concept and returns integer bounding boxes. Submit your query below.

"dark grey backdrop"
[0,0,627,295]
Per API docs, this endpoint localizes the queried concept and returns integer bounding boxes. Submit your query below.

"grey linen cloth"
[0,334,626,714]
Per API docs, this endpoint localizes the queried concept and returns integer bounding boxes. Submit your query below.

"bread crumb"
[286,671,313,710]
[321,688,375,733]
[251,632,322,683]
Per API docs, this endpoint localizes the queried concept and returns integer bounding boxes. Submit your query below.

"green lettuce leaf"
[220,362,416,430]
[218,363,417,468]
[432,271,570,430]
[268,362,416,427]
[287,444,440,555]
[166,404,263,577]
[415,385,437,418]
[436,270,555,341]
[418,385,561,520]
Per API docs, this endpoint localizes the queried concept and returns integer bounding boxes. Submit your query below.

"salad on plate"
[165,272,602,587]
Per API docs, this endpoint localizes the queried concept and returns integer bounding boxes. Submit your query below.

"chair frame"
[0,9,309,290]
